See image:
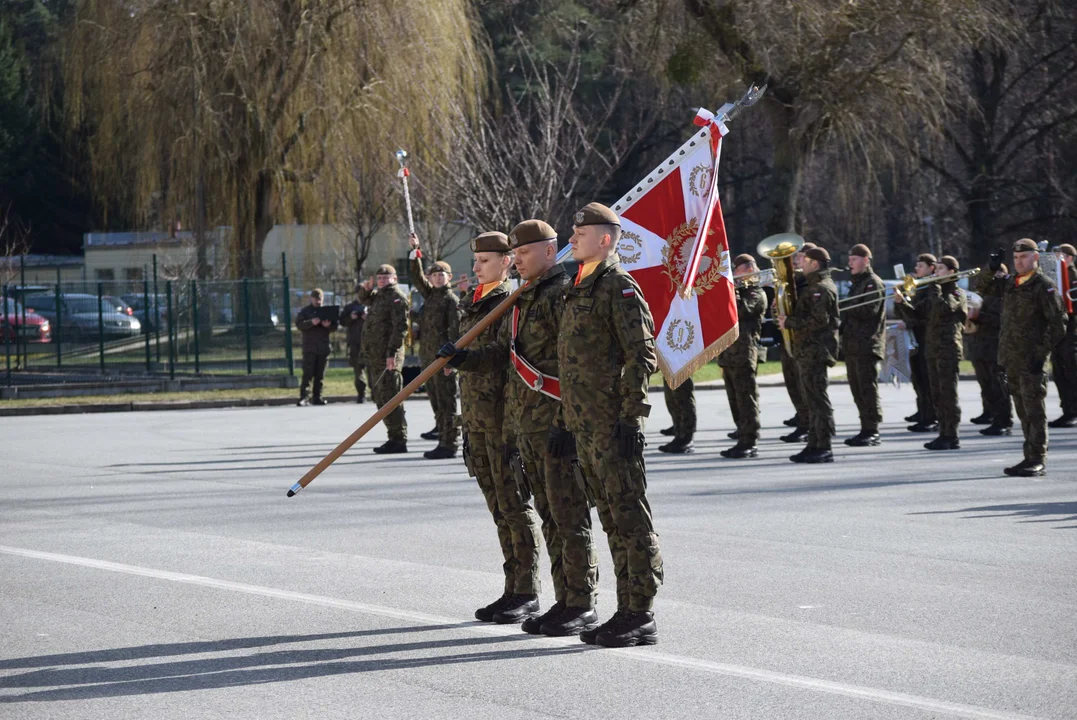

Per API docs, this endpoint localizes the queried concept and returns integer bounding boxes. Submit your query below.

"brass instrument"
[733,268,774,288]
[838,268,981,312]
[757,232,805,349]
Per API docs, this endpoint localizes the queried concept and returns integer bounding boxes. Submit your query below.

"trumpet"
[733,268,775,287]
[839,268,980,312]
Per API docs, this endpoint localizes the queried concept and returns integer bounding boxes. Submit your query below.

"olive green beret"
[427,260,451,275]
[1012,238,1038,253]
[376,264,396,275]
[849,243,872,259]
[732,253,755,269]
[508,220,558,249]
[1057,243,1077,257]
[917,253,937,265]
[470,231,511,253]
[938,255,959,271]
[573,202,620,227]
[804,247,830,264]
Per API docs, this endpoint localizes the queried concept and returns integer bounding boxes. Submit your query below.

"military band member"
[441,220,599,637]
[357,265,410,453]
[443,232,543,623]
[659,378,696,454]
[779,242,815,442]
[719,254,767,458]
[840,244,886,446]
[1049,243,1077,428]
[339,286,367,403]
[969,254,1012,435]
[295,288,337,406]
[779,246,838,463]
[999,238,1066,476]
[895,254,940,432]
[559,202,662,648]
[901,255,967,450]
[408,234,461,459]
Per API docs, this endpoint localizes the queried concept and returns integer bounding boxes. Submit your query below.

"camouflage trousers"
[426,370,460,450]
[348,346,366,399]
[781,346,808,428]
[910,344,937,423]
[722,364,759,443]
[1052,333,1077,416]
[845,354,882,433]
[927,352,961,438]
[575,429,663,613]
[797,359,834,450]
[365,364,406,442]
[662,378,697,440]
[466,430,542,595]
[517,432,598,609]
[972,359,1012,425]
[1006,364,1049,464]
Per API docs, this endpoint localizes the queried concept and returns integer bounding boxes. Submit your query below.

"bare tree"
[0,204,31,288]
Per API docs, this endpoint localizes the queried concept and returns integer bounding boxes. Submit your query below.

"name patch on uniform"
[622,288,636,298]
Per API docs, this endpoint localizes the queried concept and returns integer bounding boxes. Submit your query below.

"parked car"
[25,293,141,340]
[1,297,51,344]
[121,293,168,331]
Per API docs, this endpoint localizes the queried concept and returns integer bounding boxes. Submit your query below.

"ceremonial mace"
[395,149,416,235]
[287,243,573,497]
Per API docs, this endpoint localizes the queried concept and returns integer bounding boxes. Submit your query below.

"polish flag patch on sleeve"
[622,287,636,298]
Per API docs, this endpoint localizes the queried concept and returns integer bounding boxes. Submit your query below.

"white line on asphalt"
[0,544,1043,720]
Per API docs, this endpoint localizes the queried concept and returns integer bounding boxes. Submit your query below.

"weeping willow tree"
[64,0,484,280]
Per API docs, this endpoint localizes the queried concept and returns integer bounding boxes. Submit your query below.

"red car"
[2,297,51,344]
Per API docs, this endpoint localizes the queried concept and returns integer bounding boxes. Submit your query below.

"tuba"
[757,232,805,350]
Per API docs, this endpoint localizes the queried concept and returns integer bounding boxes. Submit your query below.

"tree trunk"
[761,99,802,236]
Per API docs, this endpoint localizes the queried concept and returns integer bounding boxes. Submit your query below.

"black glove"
[612,418,645,458]
[1029,357,1045,375]
[547,426,575,458]
[436,342,468,368]
[988,248,1004,273]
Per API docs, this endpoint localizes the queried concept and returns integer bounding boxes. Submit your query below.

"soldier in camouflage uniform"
[778,243,815,443]
[558,202,662,648]
[969,257,1012,435]
[408,234,461,459]
[999,238,1066,476]
[357,265,410,453]
[840,244,887,446]
[658,379,696,453]
[339,286,367,404]
[779,246,839,463]
[443,231,543,624]
[1049,243,1077,428]
[895,254,940,433]
[719,254,767,458]
[442,219,599,637]
[899,255,967,450]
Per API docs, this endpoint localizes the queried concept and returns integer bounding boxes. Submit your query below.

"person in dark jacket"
[1049,243,1077,428]
[339,286,366,403]
[719,254,767,458]
[894,254,940,433]
[295,288,338,406]
[840,244,887,446]
[969,261,1012,435]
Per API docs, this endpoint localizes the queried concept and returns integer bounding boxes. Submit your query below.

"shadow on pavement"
[909,502,1077,528]
[0,629,588,703]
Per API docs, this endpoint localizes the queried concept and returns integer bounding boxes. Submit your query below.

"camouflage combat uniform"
[458,279,542,597]
[461,264,597,609]
[662,379,696,442]
[357,282,409,442]
[718,282,767,444]
[780,270,810,429]
[999,269,1066,465]
[921,281,967,439]
[1051,264,1077,418]
[894,285,937,425]
[783,269,839,450]
[840,269,887,433]
[339,298,366,400]
[411,257,461,450]
[558,254,662,613]
[970,269,1011,425]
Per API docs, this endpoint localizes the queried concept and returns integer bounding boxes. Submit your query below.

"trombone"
[733,268,775,288]
[838,268,981,312]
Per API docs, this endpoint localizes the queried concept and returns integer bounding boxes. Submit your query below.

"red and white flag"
[610,109,737,389]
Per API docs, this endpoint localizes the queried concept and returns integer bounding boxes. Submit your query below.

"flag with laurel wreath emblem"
[608,108,737,389]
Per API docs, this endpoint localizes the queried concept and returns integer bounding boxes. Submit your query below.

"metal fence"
[3,276,299,384]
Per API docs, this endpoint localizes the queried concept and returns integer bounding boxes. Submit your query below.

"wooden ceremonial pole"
[287,281,527,497]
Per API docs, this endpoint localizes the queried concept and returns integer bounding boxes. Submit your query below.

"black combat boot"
[580,610,627,645]
[420,428,439,440]
[969,412,992,425]
[904,411,921,423]
[522,602,564,635]
[423,445,457,459]
[844,430,881,447]
[798,447,834,463]
[311,397,327,406]
[659,426,676,436]
[1004,460,1045,477]
[783,415,800,427]
[907,421,939,433]
[475,594,511,622]
[780,428,809,443]
[658,437,694,454]
[296,396,310,407]
[924,436,960,450]
[1048,414,1077,428]
[980,423,1012,436]
[541,606,600,637]
[789,446,812,463]
[373,440,407,454]
[727,430,740,440]
[595,611,657,648]
[720,442,757,459]
[491,594,539,624]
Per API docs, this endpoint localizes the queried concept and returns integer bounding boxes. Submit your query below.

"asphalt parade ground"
[1,380,1075,719]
